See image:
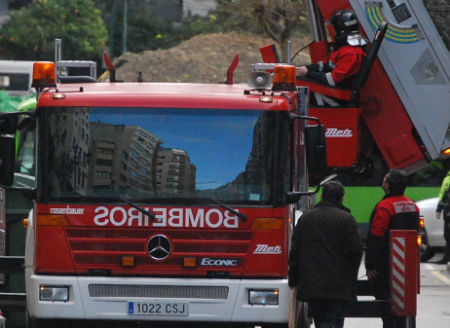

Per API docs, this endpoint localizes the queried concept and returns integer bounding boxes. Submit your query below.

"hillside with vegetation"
[101,31,311,83]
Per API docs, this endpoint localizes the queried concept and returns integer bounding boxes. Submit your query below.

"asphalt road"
[7,253,448,328]
[342,252,450,328]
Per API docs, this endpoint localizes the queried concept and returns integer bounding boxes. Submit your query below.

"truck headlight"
[248,289,279,305]
[39,286,69,302]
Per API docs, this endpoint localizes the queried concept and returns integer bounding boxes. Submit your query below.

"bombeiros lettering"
[93,206,239,229]
[325,128,353,138]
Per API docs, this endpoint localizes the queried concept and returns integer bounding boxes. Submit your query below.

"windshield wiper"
[201,197,247,222]
[138,195,248,222]
[120,198,156,220]
[121,196,246,222]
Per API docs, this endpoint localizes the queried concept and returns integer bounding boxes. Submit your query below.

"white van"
[0,60,34,97]
[417,197,446,261]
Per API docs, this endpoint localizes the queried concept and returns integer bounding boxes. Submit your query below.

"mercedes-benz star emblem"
[147,234,172,260]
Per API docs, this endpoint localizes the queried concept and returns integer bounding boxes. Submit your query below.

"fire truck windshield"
[41,107,288,205]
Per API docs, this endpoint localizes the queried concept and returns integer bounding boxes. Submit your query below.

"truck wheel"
[420,230,436,262]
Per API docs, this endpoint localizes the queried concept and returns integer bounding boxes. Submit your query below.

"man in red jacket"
[365,169,420,328]
[296,10,367,105]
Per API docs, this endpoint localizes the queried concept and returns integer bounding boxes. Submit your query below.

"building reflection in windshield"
[88,122,196,195]
[47,107,276,203]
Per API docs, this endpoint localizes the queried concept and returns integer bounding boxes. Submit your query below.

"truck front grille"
[88,284,229,299]
[65,228,253,273]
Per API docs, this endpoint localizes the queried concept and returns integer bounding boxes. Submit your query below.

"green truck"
[0,53,97,327]
[0,60,36,327]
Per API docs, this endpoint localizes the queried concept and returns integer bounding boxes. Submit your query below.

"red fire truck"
[0,61,327,327]
[257,0,450,236]
[295,0,450,173]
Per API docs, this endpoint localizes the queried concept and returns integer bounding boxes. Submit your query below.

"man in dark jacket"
[288,180,363,328]
[365,169,419,328]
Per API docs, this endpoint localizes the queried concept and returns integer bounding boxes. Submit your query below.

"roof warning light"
[32,61,56,90]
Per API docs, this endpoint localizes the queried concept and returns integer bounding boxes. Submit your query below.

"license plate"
[128,301,188,316]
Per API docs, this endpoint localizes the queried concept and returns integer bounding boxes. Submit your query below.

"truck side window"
[16,125,35,176]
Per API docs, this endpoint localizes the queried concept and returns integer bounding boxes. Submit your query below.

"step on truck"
[0,58,328,327]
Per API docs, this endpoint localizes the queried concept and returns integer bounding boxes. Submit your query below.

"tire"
[420,229,436,262]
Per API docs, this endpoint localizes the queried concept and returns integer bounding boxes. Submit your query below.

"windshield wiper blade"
[150,196,248,222]
[120,198,156,220]
[204,197,247,222]
[121,196,246,222]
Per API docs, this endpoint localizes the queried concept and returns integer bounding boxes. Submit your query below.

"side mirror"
[0,113,18,134]
[285,114,329,204]
[0,113,19,186]
[288,114,328,178]
[0,134,16,186]
[305,124,327,179]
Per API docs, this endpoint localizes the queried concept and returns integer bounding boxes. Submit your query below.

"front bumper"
[26,271,290,323]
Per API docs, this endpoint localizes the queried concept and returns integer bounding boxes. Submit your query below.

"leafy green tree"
[118,1,178,55]
[176,12,231,37]
[93,0,173,58]
[0,0,107,62]
[93,0,223,58]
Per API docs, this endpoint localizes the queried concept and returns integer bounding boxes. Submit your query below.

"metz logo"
[325,128,353,138]
[253,244,282,254]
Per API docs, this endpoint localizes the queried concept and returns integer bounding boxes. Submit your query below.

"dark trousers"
[308,299,348,328]
[372,268,404,328]
[442,208,450,262]
[443,216,450,260]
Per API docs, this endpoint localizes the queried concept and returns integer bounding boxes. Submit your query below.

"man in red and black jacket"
[296,9,367,89]
[365,169,419,328]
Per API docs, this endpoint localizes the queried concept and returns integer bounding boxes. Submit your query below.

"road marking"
[431,270,450,285]
[424,264,450,285]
